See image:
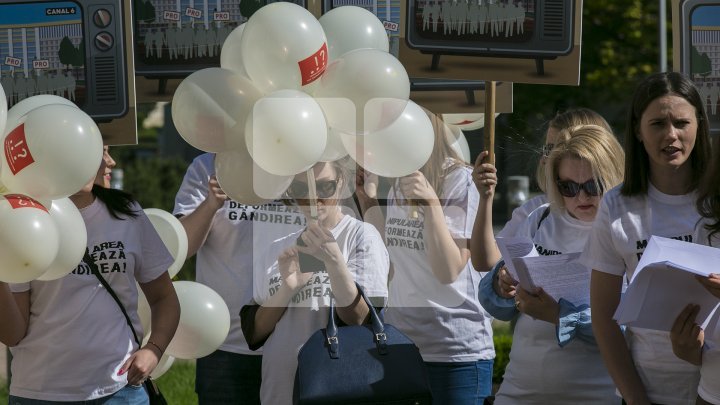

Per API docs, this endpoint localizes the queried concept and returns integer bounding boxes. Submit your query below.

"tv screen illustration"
[133,0,307,78]
[0,0,130,121]
[677,0,720,135]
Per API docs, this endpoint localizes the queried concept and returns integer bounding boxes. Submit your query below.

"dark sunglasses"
[556,179,602,198]
[541,143,555,157]
[286,179,339,199]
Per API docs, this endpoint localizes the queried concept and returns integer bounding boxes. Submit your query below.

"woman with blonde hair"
[474,125,625,403]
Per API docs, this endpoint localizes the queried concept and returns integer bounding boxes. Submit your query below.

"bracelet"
[146,340,165,355]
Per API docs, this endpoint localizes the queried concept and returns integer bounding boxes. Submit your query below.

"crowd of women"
[1,71,719,405]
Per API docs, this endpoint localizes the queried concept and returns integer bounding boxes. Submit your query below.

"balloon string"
[306,168,318,221]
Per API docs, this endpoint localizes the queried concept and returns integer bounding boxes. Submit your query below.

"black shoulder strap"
[84,248,141,346]
[536,206,551,232]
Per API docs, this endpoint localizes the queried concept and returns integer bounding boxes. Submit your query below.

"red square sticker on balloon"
[298,43,328,86]
[4,124,35,175]
[4,194,48,212]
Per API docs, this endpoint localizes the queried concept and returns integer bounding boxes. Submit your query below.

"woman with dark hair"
[0,146,180,404]
[669,135,720,405]
[581,71,712,404]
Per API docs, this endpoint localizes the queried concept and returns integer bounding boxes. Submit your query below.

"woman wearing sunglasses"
[474,125,624,404]
[582,72,711,405]
[240,159,389,405]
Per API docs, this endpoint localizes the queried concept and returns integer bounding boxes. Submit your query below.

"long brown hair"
[418,110,468,198]
[696,135,720,240]
[621,72,711,196]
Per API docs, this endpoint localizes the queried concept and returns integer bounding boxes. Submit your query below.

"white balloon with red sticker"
[36,198,88,281]
[240,2,328,93]
[3,95,77,134]
[245,90,327,176]
[0,194,60,283]
[171,67,263,153]
[0,103,103,200]
[166,281,231,359]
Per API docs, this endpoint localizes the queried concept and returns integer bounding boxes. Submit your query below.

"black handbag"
[293,283,432,405]
[84,250,168,405]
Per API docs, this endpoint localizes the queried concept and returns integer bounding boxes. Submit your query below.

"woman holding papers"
[474,125,624,404]
[582,71,711,405]
[669,138,720,405]
[495,108,613,238]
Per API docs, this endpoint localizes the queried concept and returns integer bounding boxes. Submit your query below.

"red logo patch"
[4,124,35,175]
[298,43,328,86]
[4,194,48,212]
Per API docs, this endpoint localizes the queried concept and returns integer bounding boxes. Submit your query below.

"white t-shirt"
[173,153,305,355]
[693,222,720,404]
[580,184,701,405]
[253,214,389,405]
[495,205,616,404]
[384,164,495,362]
[497,194,548,238]
[9,198,172,401]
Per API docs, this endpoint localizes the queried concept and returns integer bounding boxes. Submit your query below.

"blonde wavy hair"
[544,125,625,212]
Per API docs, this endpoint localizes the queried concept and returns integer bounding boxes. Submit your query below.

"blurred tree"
[691,46,712,77]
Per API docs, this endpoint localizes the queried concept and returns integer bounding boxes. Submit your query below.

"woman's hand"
[398,171,439,206]
[515,287,560,324]
[119,347,159,386]
[670,304,704,365]
[494,266,518,299]
[473,151,497,200]
[697,273,720,299]
[298,222,343,265]
[205,175,228,211]
[278,247,311,291]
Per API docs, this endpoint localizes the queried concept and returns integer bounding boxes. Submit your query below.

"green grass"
[0,361,198,405]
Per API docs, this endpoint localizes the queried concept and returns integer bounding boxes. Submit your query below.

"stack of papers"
[496,237,591,305]
[614,236,720,333]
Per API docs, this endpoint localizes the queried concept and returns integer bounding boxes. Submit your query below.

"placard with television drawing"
[674,0,720,135]
[399,0,583,86]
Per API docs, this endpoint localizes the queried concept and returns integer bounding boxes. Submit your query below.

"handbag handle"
[326,282,387,359]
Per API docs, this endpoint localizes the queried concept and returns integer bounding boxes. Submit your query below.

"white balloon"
[240,2,328,93]
[341,101,435,178]
[215,148,293,205]
[36,198,87,281]
[0,84,6,138]
[245,90,327,176]
[4,95,77,134]
[144,208,188,279]
[150,353,175,379]
[137,285,152,335]
[166,281,230,359]
[319,128,349,162]
[220,23,247,76]
[314,49,409,135]
[172,67,263,153]
[0,104,103,200]
[319,6,389,61]
[446,124,471,164]
[0,194,59,283]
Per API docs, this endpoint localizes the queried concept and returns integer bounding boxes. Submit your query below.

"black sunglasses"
[286,179,339,199]
[556,179,602,198]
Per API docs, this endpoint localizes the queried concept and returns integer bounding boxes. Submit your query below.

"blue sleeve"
[556,298,595,347]
[478,260,518,321]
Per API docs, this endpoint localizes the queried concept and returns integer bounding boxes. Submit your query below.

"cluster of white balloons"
[0,91,104,283]
[172,3,437,204]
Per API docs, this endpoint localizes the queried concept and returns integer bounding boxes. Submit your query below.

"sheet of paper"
[632,236,719,283]
[510,252,590,305]
[615,261,720,332]
[495,236,538,281]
